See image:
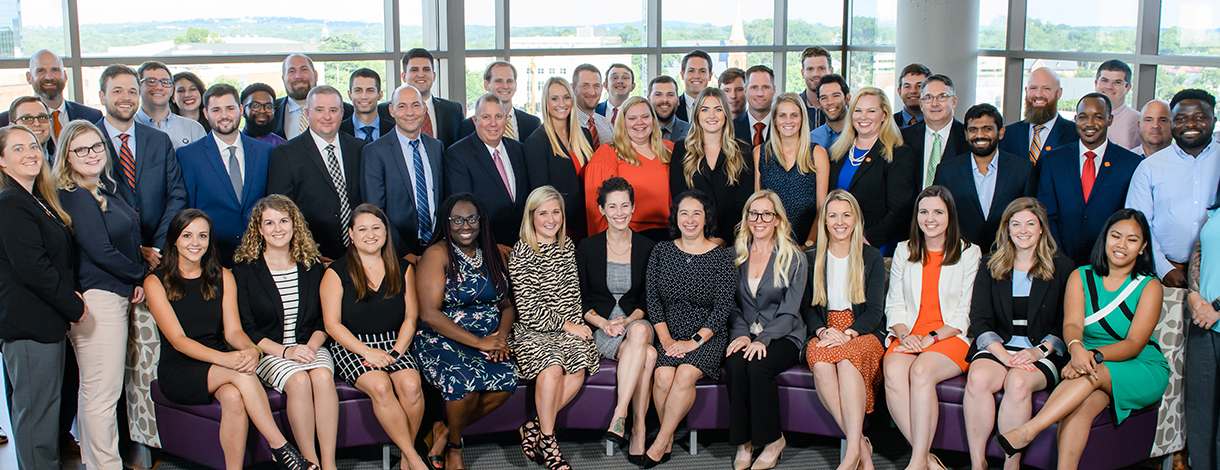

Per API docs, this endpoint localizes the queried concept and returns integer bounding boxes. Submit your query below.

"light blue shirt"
[897,108,923,127]
[395,129,436,226]
[102,118,137,164]
[809,124,841,151]
[971,154,999,219]
[1198,208,1220,332]
[352,116,381,141]
[285,99,306,140]
[135,109,205,150]
[1124,140,1220,278]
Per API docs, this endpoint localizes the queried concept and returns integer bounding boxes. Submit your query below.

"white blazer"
[885,241,981,342]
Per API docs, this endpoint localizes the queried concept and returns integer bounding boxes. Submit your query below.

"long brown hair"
[811,190,867,306]
[988,197,1058,281]
[162,209,223,301]
[683,87,745,187]
[0,125,72,229]
[828,87,904,163]
[905,185,969,266]
[233,195,322,269]
[609,96,671,166]
[344,204,403,301]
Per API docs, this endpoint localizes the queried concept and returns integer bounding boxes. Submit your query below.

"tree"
[174,27,219,45]
[619,24,642,47]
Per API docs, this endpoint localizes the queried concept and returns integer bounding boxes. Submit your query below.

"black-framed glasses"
[71,142,108,158]
[246,102,274,112]
[448,215,480,228]
[746,211,777,223]
[141,77,173,88]
[15,115,51,124]
[920,93,955,103]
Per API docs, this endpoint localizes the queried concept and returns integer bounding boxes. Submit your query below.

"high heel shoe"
[270,442,319,470]
[642,448,667,469]
[993,433,1031,458]
[446,440,466,470]
[605,416,629,448]
[519,418,541,461]
[627,453,645,466]
[750,435,785,470]
[733,442,754,470]
[427,421,448,470]
[856,437,873,470]
[538,432,571,470]
[927,453,948,470]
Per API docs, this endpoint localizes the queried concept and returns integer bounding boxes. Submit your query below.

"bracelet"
[246,345,263,358]
[282,345,290,358]
[1066,339,1082,351]
[363,346,372,357]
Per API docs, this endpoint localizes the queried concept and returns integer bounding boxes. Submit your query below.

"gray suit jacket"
[361,131,445,256]
[731,249,809,348]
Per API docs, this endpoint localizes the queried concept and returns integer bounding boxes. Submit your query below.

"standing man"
[176,83,273,265]
[733,65,776,149]
[135,61,206,149]
[241,83,288,146]
[378,48,465,149]
[894,63,930,128]
[649,75,690,143]
[456,61,541,143]
[1135,99,1172,157]
[718,67,748,120]
[676,50,713,122]
[901,74,968,191]
[445,94,531,246]
[9,97,56,159]
[1095,60,1140,149]
[797,46,833,130]
[340,68,393,142]
[572,64,614,147]
[809,74,850,151]
[363,85,445,259]
[267,85,365,260]
[0,49,103,132]
[273,53,353,140]
[1000,67,1079,163]
[596,63,636,124]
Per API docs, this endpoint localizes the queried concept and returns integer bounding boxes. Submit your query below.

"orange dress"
[884,251,970,372]
[806,309,885,413]
[583,142,674,236]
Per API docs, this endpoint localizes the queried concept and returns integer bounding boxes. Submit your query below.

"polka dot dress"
[646,241,738,379]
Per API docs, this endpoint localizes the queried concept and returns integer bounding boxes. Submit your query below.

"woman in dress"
[643,189,737,467]
[145,209,314,470]
[962,198,1073,470]
[669,87,754,245]
[827,87,915,247]
[726,190,807,470]
[171,71,211,133]
[756,93,830,246]
[414,193,518,470]
[524,77,594,242]
[510,186,600,470]
[53,121,146,470]
[232,195,339,470]
[583,96,674,242]
[577,176,657,464]
[884,186,980,470]
[996,209,1169,469]
[804,189,887,470]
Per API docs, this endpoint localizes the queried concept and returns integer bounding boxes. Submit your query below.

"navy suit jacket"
[676,94,691,123]
[456,109,541,144]
[932,150,1037,249]
[339,115,395,140]
[732,113,769,149]
[443,134,531,246]
[177,133,273,264]
[1036,142,1141,266]
[378,96,465,149]
[271,97,354,139]
[96,119,187,250]
[999,116,1079,162]
[0,100,103,128]
[901,120,969,190]
[266,132,365,260]
[361,130,445,256]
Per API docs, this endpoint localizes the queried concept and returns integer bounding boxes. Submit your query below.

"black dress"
[524,126,594,241]
[669,139,756,242]
[155,272,227,406]
[646,242,738,379]
[327,257,419,385]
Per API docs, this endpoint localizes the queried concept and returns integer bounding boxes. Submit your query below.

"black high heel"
[519,418,541,461]
[605,416,629,448]
[537,432,571,470]
[270,442,319,470]
[994,433,1031,457]
[446,439,466,470]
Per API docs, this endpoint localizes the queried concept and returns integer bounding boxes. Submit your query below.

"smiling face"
[349,212,386,256]
[801,55,832,92]
[205,93,242,136]
[899,73,927,110]
[676,197,707,240]
[546,83,572,123]
[681,57,710,97]
[0,129,44,185]
[13,102,51,145]
[448,200,480,249]
[1008,209,1042,252]
[1023,68,1063,124]
[101,73,140,123]
[606,66,634,102]
[173,78,201,113]
[392,86,426,136]
[244,90,275,126]
[698,95,726,134]
[824,199,855,243]
[1075,96,1112,149]
[66,130,107,181]
[1094,70,1130,108]
[176,217,211,264]
[818,82,848,123]
[28,51,67,102]
[746,197,778,242]
[140,67,173,109]
[1171,99,1217,151]
[532,198,563,244]
[474,98,506,147]
[917,195,949,242]
[599,190,634,231]
[649,81,678,122]
[348,76,382,114]
[574,70,603,113]
[1139,100,1172,149]
[307,92,344,140]
[623,102,654,145]
[919,80,956,128]
[965,114,1003,157]
[403,57,436,97]
[774,101,802,139]
[746,71,775,116]
[1104,218,1146,270]
[851,94,885,140]
[259,208,294,251]
[282,55,317,102]
[484,64,517,105]
[721,77,746,118]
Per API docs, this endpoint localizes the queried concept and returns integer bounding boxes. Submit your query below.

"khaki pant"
[69,289,130,470]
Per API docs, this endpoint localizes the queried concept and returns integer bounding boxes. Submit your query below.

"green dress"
[1079,266,1169,424]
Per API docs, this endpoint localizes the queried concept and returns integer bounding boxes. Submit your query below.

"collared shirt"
[1078,142,1106,178]
[1109,103,1141,150]
[809,123,841,151]
[103,118,137,163]
[484,140,516,196]
[48,101,69,140]
[897,108,923,127]
[683,93,698,119]
[602,100,625,124]
[923,123,952,187]
[424,96,439,136]
[135,109,205,149]
[285,99,306,140]
[213,132,245,183]
[971,154,1000,219]
[395,128,436,226]
[1029,117,1057,152]
[1125,140,1220,277]
[351,115,381,141]
[505,107,520,140]
[658,117,682,142]
[576,107,614,144]
[310,130,345,180]
[747,112,772,144]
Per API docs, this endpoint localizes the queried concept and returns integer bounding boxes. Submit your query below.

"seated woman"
[669,87,754,245]
[232,195,338,470]
[996,209,1169,469]
[726,190,807,470]
[884,186,981,470]
[145,209,315,470]
[414,193,518,470]
[510,186,601,470]
[804,189,887,470]
[962,198,1073,470]
[576,176,657,464]
[643,190,737,467]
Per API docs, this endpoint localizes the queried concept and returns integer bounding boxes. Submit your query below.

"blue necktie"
[361,125,375,142]
[410,140,432,242]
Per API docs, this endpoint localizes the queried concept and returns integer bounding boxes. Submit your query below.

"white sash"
[1083,275,1146,326]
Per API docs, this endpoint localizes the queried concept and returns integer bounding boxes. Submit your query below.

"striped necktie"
[118,134,136,192]
[324,144,352,246]
[410,140,432,242]
[1029,124,1046,162]
[926,132,942,188]
[504,113,517,141]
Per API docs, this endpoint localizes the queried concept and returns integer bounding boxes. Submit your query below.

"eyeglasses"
[246,102,274,112]
[1096,77,1128,88]
[71,142,108,158]
[920,93,955,103]
[15,115,51,124]
[448,215,480,228]
[141,77,173,88]
[746,211,777,223]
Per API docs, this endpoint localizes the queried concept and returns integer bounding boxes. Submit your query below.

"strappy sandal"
[519,417,542,461]
[427,421,448,470]
[270,442,319,470]
[445,440,465,470]
[537,432,571,470]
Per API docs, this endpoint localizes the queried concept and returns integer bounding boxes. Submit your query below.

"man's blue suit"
[1036,141,1141,266]
[96,119,187,251]
[999,116,1079,162]
[177,133,273,264]
[361,130,445,256]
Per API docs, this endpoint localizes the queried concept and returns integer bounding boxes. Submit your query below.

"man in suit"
[649,75,690,143]
[8,97,56,161]
[798,46,832,130]
[1095,60,1140,149]
[933,103,1036,248]
[363,85,445,260]
[340,68,394,142]
[573,64,613,147]
[456,61,541,143]
[1134,99,1172,157]
[273,54,354,140]
[1036,93,1141,266]
[894,63,930,128]
[135,61,206,149]
[267,85,365,261]
[733,65,776,149]
[718,67,747,120]
[1000,67,1079,163]
[377,48,464,149]
[177,83,273,266]
[809,74,850,150]
[595,63,635,124]
[241,83,287,146]
[0,50,103,139]
[445,93,531,246]
[676,50,712,123]
[901,74,969,192]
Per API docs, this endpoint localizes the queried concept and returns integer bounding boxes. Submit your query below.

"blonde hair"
[683,87,746,188]
[988,197,1059,281]
[829,87,904,163]
[811,189,867,306]
[734,190,801,288]
[53,120,114,212]
[519,185,568,254]
[233,194,323,269]
[764,93,816,174]
[0,125,71,229]
[540,77,594,166]
[609,96,671,166]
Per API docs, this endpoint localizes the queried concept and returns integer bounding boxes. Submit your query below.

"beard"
[1023,96,1060,125]
[35,79,65,101]
[244,113,276,137]
[969,137,999,157]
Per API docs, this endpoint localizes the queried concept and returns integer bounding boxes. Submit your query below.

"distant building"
[0,0,22,58]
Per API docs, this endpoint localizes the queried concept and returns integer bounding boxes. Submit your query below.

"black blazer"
[932,150,1037,249]
[800,244,887,343]
[96,119,188,250]
[339,116,395,140]
[378,96,465,150]
[233,257,325,346]
[732,249,809,348]
[732,114,766,149]
[676,94,691,123]
[456,109,541,144]
[272,97,355,139]
[901,120,969,189]
[668,138,756,242]
[0,182,85,343]
[828,141,916,247]
[998,116,1079,162]
[523,126,594,240]
[266,132,366,260]
[443,133,531,246]
[576,230,656,322]
[966,252,1075,358]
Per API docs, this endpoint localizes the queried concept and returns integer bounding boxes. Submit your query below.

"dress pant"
[1185,324,1220,470]
[3,337,68,470]
[70,289,131,470]
[724,339,800,446]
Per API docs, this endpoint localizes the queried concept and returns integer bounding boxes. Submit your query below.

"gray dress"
[593,261,651,358]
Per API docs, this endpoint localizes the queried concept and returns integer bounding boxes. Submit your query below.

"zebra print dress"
[508,238,600,380]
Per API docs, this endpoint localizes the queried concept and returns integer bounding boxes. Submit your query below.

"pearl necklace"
[455,246,484,269]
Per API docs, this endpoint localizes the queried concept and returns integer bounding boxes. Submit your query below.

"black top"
[576,230,656,321]
[0,182,84,342]
[800,244,888,342]
[668,138,756,242]
[156,272,228,364]
[234,256,325,346]
[328,256,411,335]
[523,126,595,241]
[967,252,1075,357]
[827,141,916,246]
[59,184,145,296]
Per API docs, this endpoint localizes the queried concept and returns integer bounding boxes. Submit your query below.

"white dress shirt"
[747,112,772,143]
[1029,117,1057,152]
[103,118,137,162]
[1079,142,1106,178]
[310,130,345,181]
[484,140,516,196]
[923,123,952,188]
[395,129,436,224]
[213,133,245,183]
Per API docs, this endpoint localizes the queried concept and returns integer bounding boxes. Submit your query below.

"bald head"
[1139,99,1172,155]
[1028,67,1061,89]
[27,50,67,103]
[1023,67,1064,125]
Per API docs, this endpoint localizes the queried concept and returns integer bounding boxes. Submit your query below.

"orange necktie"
[753,122,765,148]
[52,110,62,140]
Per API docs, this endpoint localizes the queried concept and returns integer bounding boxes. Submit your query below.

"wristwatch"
[692,333,706,346]
[1090,349,1104,364]
[927,331,940,343]
[1210,298,1220,312]
[1037,343,1051,356]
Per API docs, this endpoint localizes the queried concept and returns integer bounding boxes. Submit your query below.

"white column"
[895,0,980,119]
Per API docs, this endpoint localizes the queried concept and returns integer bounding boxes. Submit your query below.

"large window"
[1159,0,1220,56]
[512,0,645,49]
[13,1,66,58]
[788,0,845,46]
[979,0,1008,49]
[850,0,897,46]
[663,0,776,47]
[1024,0,1139,53]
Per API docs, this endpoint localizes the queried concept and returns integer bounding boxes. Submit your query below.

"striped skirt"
[256,346,335,392]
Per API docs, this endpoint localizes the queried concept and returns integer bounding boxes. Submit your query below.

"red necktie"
[421,111,434,137]
[611,108,618,125]
[588,115,600,149]
[753,122,765,148]
[118,133,136,192]
[1082,151,1097,203]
